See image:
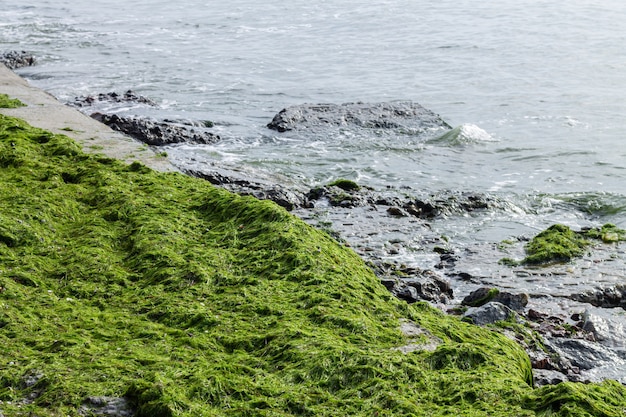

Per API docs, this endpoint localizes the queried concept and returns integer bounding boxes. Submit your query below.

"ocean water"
[3,0,626,383]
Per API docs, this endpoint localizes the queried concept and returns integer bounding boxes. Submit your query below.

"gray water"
[3,1,626,372]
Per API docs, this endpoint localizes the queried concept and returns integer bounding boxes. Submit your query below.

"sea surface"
[2,0,626,381]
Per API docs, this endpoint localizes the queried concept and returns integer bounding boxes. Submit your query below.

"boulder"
[373,262,453,304]
[462,287,528,312]
[267,101,451,133]
[463,302,515,326]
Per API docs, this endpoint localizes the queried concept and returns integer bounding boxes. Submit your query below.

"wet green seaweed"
[0,114,625,416]
[0,94,25,108]
[501,223,626,266]
[328,178,360,191]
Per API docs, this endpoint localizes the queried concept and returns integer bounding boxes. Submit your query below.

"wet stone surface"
[91,113,220,146]
[0,50,36,70]
[267,101,452,133]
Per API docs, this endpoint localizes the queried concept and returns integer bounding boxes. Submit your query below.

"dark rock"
[72,90,157,108]
[462,287,500,307]
[184,168,306,211]
[527,309,548,321]
[402,191,498,219]
[533,369,568,387]
[0,50,36,70]
[493,291,529,312]
[267,101,451,133]
[461,287,528,311]
[91,113,220,146]
[570,284,626,309]
[79,396,134,417]
[547,338,613,371]
[386,207,407,217]
[463,302,515,326]
[305,185,371,208]
[372,263,453,304]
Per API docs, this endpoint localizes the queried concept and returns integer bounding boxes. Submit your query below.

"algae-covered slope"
[0,113,625,416]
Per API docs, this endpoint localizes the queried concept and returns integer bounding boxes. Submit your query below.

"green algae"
[502,223,626,266]
[0,94,25,108]
[327,178,360,191]
[0,114,625,416]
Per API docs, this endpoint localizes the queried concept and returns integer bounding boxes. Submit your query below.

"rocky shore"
[2,58,626,415]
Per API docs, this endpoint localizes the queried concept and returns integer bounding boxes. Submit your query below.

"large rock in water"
[267,101,451,132]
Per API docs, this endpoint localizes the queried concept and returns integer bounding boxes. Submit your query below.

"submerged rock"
[91,113,220,146]
[570,284,626,309]
[267,101,451,133]
[0,50,36,70]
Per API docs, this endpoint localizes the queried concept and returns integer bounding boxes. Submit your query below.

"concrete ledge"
[0,64,176,172]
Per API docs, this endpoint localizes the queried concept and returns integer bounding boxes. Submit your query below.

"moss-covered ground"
[1,112,625,416]
[501,223,626,266]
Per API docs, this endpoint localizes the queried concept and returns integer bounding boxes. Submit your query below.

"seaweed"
[501,223,626,266]
[0,94,25,108]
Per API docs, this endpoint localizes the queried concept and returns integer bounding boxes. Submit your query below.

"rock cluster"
[0,50,36,70]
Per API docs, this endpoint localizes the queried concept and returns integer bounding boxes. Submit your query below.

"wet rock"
[402,191,497,219]
[462,287,500,307]
[463,302,515,326]
[569,284,626,309]
[71,90,158,108]
[305,185,372,208]
[267,101,451,133]
[79,396,134,417]
[386,206,408,217]
[0,50,36,70]
[91,113,220,146]
[578,309,626,345]
[462,287,529,312]
[372,262,453,304]
[533,369,569,387]
[494,291,529,311]
[547,338,614,371]
[184,168,306,211]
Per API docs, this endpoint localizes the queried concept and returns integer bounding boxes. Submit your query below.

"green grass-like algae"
[0,93,25,108]
[501,223,626,266]
[0,113,625,416]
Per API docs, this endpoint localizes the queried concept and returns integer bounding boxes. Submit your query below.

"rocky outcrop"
[91,113,220,146]
[0,50,36,70]
[267,101,451,133]
[71,90,158,108]
[569,284,626,309]
[375,262,453,304]
[184,168,306,211]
